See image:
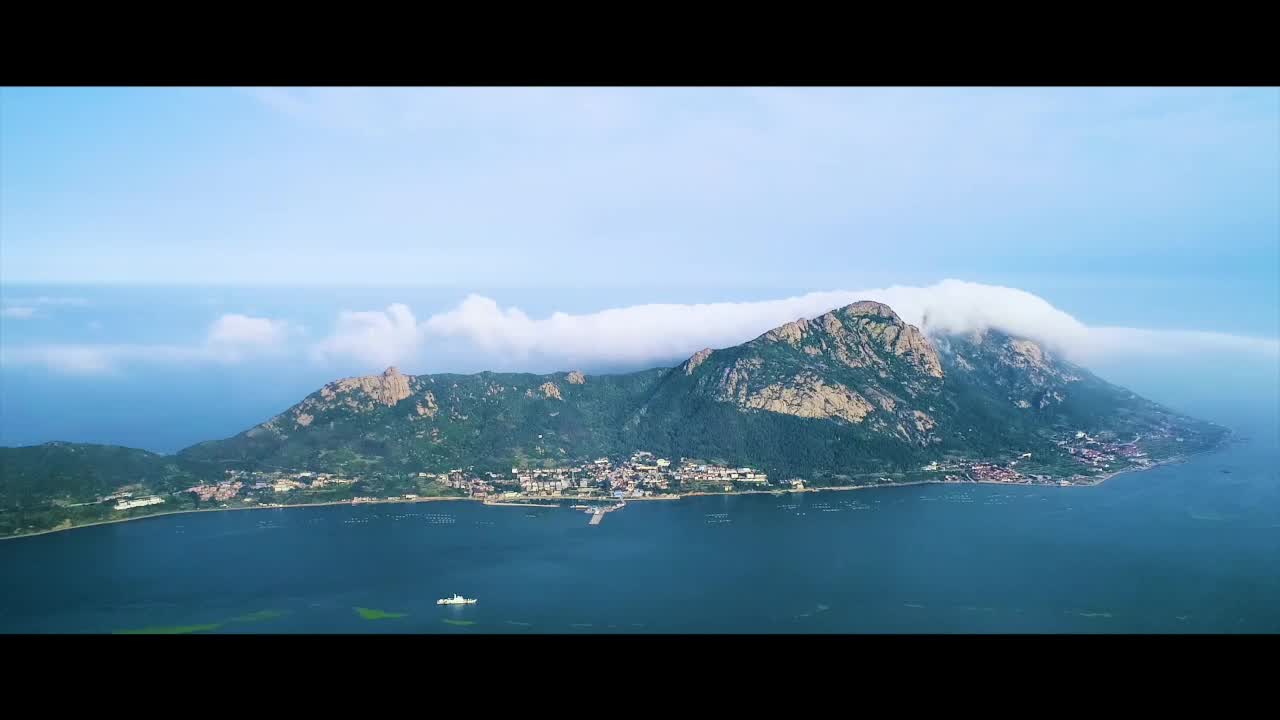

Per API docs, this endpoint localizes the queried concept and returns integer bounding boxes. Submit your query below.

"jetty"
[586,500,627,526]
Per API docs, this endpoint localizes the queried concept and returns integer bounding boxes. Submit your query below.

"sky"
[1,87,1277,452]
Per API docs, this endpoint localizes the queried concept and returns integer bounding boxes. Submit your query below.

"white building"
[115,496,164,511]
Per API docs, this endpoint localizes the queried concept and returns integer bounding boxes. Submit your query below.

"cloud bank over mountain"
[419,280,1279,369]
[4,281,1276,375]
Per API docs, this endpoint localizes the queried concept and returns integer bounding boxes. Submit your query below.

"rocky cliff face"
[270,366,418,432]
[760,301,943,379]
[940,331,1083,412]
[668,300,947,446]
[315,366,413,410]
[738,373,875,424]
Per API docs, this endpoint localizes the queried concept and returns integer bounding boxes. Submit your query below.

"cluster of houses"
[418,470,496,498]
[920,429,1159,486]
[402,451,773,500]
[185,481,244,502]
[486,452,769,498]
[671,458,768,489]
[123,451,777,511]
[1055,430,1151,471]
[177,470,362,505]
[965,463,1026,483]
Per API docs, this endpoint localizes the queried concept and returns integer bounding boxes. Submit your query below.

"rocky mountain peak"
[841,300,900,320]
[756,300,943,379]
[314,367,414,411]
[763,318,811,345]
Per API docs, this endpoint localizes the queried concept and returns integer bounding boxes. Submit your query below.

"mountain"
[1,298,1230,537]
[1,442,163,504]
[174,299,1226,481]
[177,366,669,473]
[0,442,211,535]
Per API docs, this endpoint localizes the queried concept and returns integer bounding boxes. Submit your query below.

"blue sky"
[1,87,1277,451]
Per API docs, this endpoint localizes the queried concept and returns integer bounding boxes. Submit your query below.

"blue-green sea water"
[2,427,1277,633]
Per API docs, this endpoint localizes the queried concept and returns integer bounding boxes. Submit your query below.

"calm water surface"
[3,431,1277,633]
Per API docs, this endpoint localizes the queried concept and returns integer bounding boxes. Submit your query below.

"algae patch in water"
[114,623,222,634]
[112,608,287,633]
[354,607,408,620]
[229,609,289,624]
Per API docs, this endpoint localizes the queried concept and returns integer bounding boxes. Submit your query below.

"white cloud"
[310,303,422,369]
[2,312,296,374]
[422,280,1280,369]
[2,306,37,319]
[1085,327,1280,359]
[208,313,289,348]
[7,282,1276,377]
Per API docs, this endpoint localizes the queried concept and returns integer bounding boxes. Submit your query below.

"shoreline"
[1,447,1224,542]
[0,495,470,542]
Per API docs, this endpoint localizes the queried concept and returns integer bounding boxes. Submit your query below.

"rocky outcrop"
[684,348,714,375]
[566,371,586,385]
[717,357,764,402]
[764,319,810,345]
[755,301,944,380]
[1004,339,1055,376]
[838,305,943,378]
[742,373,873,424]
[988,337,1081,385]
[415,392,438,418]
[868,390,897,412]
[539,382,563,400]
[319,366,414,411]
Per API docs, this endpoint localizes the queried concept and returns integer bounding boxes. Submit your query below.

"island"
[0,299,1230,538]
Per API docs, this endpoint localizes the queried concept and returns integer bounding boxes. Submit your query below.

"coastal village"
[62,428,1174,524]
[182,452,772,507]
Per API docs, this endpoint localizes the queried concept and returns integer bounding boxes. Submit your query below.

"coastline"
[0,495,470,542]
[1,447,1223,542]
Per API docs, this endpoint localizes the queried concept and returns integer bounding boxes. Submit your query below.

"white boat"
[437,593,477,605]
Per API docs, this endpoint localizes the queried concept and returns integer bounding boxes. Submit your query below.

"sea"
[2,417,1277,634]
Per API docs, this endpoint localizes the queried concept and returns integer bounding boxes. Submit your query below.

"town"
[928,429,1157,486]
[80,429,1168,519]
[382,451,768,501]
[160,452,773,507]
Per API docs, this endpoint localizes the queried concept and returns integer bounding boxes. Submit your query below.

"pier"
[586,500,626,525]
